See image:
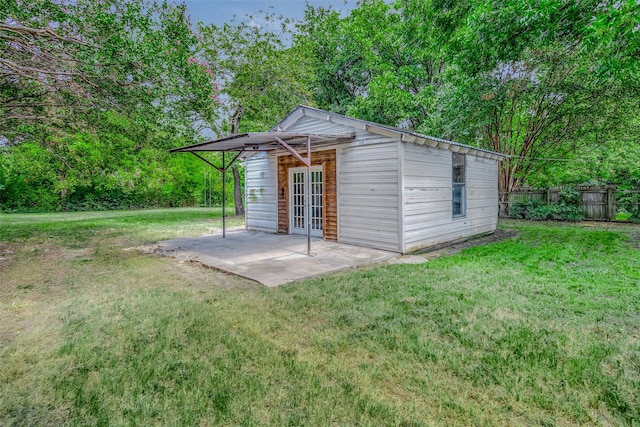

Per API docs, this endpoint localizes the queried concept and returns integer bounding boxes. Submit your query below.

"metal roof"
[170,131,356,153]
[272,105,508,160]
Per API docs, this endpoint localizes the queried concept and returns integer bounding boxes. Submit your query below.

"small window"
[452,153,466,217]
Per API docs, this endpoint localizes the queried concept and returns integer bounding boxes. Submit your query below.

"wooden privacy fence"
[499,186,640,221]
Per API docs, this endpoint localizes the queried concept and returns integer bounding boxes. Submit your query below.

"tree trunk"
[232,164,244,216]
[60,187,68,211]
[229,105,245,216]
[58,169,68,211]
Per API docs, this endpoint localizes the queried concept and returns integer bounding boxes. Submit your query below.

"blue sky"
[183,0,354,26]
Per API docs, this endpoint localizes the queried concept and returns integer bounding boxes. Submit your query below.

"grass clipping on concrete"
[1,210,639,426]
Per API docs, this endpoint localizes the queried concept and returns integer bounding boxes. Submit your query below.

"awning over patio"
[170,131,355,153]
[170,131,355,255]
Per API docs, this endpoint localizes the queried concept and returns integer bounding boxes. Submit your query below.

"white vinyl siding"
[283,112,403,251]
[338,139,401,252]
[402,143,498,252]
[284,115,354,135]
[243,107,502,253]
[244,152,278,232]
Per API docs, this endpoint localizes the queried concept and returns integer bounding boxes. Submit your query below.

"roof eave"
[281,105,508,160]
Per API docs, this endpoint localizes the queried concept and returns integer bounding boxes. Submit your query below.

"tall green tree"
[301,0,440,128]
[0,111,207,211]
[434,0,640,190]
[300,0,639,191]
[200,12,314,214]
[300,0,472,129]
[201,12,313,132]
[1,0,220,210]
[1,0,218,145]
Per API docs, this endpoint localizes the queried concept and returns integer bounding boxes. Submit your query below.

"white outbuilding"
[173,105,507,254]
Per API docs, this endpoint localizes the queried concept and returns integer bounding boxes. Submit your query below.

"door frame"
[288,165,323,237]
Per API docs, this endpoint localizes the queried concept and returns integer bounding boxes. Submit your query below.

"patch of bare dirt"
[128,247,256,289]
[38,246,93,262]
[172,259,260,290]
[0,302,63,348]
[0,241,100,349]
[0,236,257,349]
[128,244,260,290]
[417,229,519,261]
[0,243,16,271]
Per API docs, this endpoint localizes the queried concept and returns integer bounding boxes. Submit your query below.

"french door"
[289,166,323,237]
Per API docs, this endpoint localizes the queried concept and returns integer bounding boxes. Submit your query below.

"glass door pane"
[289,166,323,237]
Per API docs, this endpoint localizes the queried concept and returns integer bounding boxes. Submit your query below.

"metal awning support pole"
[222,151,226,238]
[189,150,245,239]
[190,152,223,172]
[272,135,313,256]
[306,135,311,256]
[273,136,309,165]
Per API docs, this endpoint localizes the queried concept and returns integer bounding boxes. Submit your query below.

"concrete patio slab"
[155,230,418,287]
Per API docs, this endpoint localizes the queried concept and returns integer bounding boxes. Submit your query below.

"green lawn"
[1,211,639,426]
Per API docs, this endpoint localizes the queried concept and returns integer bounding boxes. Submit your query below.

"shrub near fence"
[618,188,640,222]
[500,186,640,222]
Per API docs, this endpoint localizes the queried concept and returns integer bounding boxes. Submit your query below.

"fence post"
[607,187,615,221]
